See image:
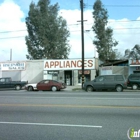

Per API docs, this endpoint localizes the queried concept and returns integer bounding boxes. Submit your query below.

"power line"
[1,19,140,34]
[0,30,27,33]
[109,20,140,22]
[105,5,140,7]
[86,4,140,7]
[1,27,140,39]
[0,36,25,39]
[1,31,140,40]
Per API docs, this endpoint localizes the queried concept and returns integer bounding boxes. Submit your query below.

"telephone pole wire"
[80,0,85,88]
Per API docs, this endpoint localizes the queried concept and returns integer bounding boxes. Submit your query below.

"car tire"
[51,86,57,92]
[86,86,93,92]
[15,85,21,90]
[116,85,123,92]
[132,84,138,90]
[28,86,33,91]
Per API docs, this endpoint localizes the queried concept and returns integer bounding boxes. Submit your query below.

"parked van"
[83,75,127,92]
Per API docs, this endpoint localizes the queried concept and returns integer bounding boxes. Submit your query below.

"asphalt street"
[0,90,140,140]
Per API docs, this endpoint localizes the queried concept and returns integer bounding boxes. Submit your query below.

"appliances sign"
[44,59,95,70]
[1,62,26,71]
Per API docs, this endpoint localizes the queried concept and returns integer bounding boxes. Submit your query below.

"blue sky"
[0,0,140,61]
[0,0,139,19]
[10,0,140,19]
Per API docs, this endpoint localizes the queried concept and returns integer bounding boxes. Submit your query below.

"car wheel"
[28,86,33,91]
[86,86,93,92]
[51,86,57,92]
[116,85,123,92]
[132,84,138,90]
[15,85,21,90]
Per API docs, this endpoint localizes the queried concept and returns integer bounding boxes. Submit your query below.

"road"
[0,90,140,140]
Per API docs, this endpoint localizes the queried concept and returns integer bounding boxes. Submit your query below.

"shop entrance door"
[64,71,72,86]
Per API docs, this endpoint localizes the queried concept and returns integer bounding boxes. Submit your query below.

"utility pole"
[80,0,85,88]
[10,49,12,61]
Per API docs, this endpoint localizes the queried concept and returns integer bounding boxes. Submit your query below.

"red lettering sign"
[88,60,93,67]
[44,59,94,70]
[66,61,70,68]
[77,60,82,67]
[55,61,59,68]
[45,62,49,68]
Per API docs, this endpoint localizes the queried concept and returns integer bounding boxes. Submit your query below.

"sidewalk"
[64,85,82,91]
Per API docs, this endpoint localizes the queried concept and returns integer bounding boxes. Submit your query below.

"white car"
[25,83,38,91]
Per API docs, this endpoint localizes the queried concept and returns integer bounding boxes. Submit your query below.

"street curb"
[64,89,140,92]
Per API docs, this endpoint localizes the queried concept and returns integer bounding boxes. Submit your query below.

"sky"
[0,0,140,61]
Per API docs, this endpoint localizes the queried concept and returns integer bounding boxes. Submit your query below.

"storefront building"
[0,58,97,86]
[129,59,140,74]
[43,58,96,86]
[0,60,44,83]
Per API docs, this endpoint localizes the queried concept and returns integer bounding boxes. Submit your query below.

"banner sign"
[78,70,90,74]
[44,59,95,70]
[1,62,26,71]
[129,59,140,66]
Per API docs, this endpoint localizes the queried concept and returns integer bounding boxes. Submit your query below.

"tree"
[92,0,118,61]
[25,0,70,60]
[114,49,123,59]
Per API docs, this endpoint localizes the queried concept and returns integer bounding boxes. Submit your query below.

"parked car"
[83,75,127,92]
[36,80,66,91]
[25,83,38,91]
[127,73,140,90]
[0,77,28,90]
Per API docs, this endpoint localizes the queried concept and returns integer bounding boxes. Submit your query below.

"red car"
[37,80,66,91]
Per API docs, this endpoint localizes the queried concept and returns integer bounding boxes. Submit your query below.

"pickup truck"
[0,77,28,90]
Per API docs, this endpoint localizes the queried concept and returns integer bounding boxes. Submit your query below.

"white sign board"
[100,66,112,75]
[129,59,140,66]
[1,62,26,71]
[44,59,95,70]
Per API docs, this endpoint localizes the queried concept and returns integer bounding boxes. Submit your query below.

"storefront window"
[47,71,59,81]
[78,70,91,83]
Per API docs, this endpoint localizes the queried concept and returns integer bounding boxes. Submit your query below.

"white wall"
[100,66,112,75]
[21,60,44,83]
[0,70,2,78]
[91,70,96,80]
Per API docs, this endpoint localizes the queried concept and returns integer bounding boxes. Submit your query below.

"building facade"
[0,58,98,86]
[43,58,97,86]
[129,59,140,74]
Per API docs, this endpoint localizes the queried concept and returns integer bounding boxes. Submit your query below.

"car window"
[52,80,59,83]
[44,80,49,83]
[96,76,104,82]
[0,79,5,82]
[115,75,124,81]
[105,76,114,81]
[130,76,140,80]
[5,79,10,82]
[39,80,46,84]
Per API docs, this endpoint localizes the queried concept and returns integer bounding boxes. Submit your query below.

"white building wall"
[99,66,113,75]
[99,66,128,79]
[0,63,1,77]
[112,66,128,78]
[91,70,96,80]
[73,70,78,85]
[21,60,44,83]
